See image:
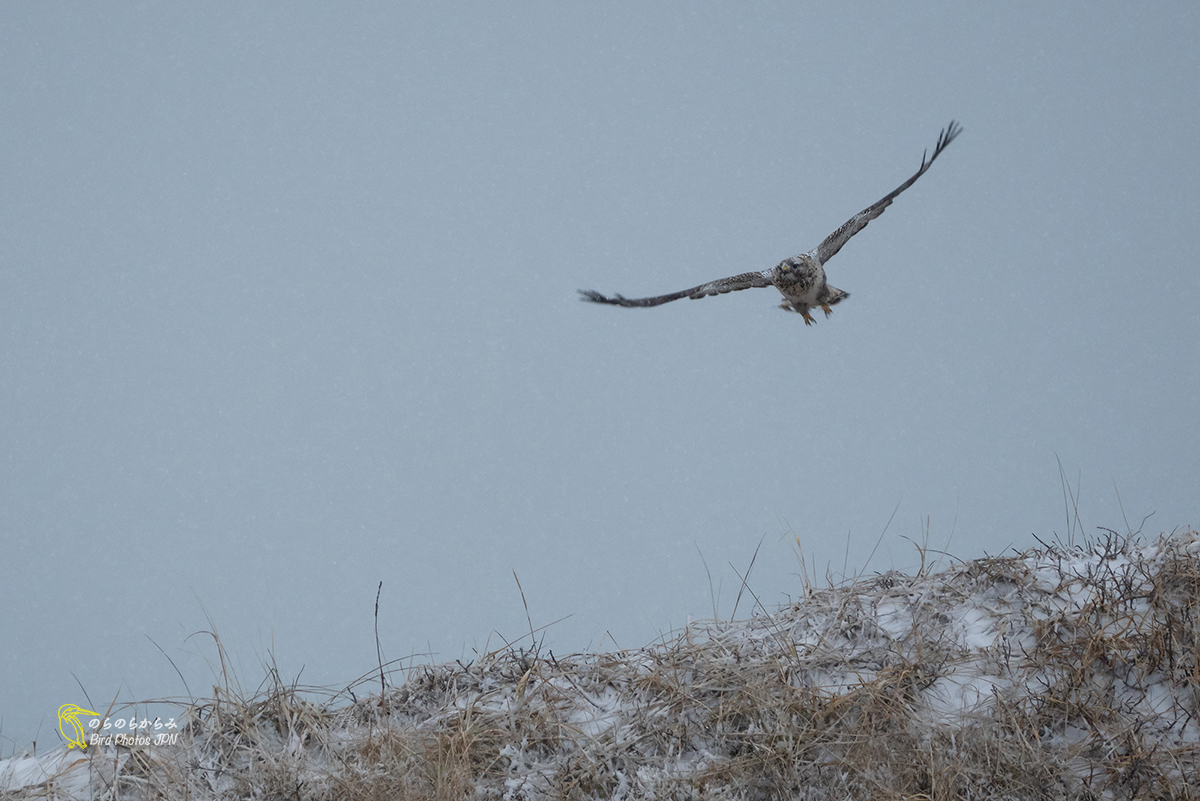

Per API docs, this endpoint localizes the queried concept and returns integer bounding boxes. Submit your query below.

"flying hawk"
[579,121,961,324]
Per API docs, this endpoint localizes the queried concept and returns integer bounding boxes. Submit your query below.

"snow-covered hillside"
[4,529,1198,799]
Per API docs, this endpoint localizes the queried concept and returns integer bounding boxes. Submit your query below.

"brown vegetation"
[6,528,1199,799]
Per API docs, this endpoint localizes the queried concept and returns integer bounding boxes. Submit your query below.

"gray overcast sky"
[3,3,1198,749]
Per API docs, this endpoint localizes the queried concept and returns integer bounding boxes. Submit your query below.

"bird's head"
[58,703,99,719]
[778,253,815,276]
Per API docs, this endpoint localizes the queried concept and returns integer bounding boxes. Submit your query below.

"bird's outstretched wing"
[816,120,962,265]
[579,270,774,307]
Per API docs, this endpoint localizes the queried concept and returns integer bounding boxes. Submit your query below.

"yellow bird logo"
[57,703,99,749]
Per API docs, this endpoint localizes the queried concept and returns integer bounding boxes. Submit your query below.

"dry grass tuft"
[6,528,1200,800]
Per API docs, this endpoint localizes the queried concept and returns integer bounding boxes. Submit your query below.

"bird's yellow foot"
[821,303,833,318]
[801,310,816,325]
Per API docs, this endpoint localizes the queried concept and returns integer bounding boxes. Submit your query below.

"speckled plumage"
[580,121,962,325]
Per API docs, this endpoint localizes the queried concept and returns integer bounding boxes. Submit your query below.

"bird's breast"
[774,259,824,304]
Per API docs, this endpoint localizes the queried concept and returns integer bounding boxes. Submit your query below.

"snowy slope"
[4,529,1198,799]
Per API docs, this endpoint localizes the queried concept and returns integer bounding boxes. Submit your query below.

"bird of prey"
[579,121,961,324]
